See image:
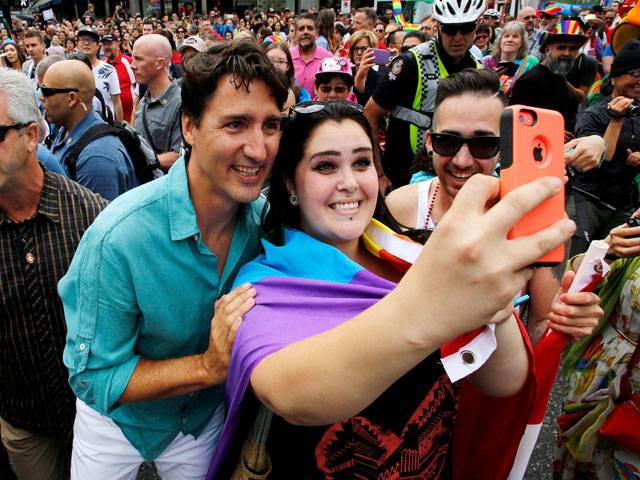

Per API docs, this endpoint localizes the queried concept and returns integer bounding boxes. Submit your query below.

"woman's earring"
[289,193,299,206]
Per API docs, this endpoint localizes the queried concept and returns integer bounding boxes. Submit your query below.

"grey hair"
[0,67,39,125]
[491,21,529,60]
[36,54,65,83]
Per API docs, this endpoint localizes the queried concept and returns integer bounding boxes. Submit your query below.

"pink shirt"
[290,45,332,97]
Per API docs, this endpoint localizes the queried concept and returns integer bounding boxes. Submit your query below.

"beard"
[547,55,575,78]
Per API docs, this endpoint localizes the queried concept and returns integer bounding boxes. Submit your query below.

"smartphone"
[497,61,519,77]
[500,105,566,266]
[371,48,392,66]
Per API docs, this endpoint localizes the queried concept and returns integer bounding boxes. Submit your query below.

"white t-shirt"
[416,177,438,231]
[92,60,121,117]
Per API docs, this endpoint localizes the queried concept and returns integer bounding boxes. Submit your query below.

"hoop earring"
[289,193,298,206]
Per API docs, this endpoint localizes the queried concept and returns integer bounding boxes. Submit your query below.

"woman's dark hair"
[264,101,375,243]
[154,28,176,52]
[475,23,491,37]
[317,8,337,52]
[181,38,289,127]
[402,30,428,45]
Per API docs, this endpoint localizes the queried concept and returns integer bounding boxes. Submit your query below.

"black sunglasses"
[40,86,80,97]
[430,132,500,159]
[0,122,32,142]
[289,100,364,121]
[440,22,477,36]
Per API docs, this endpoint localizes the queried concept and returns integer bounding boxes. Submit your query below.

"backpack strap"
[63,124,118,180]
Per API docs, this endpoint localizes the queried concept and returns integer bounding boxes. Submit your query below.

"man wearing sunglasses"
[0,67,107,480]
[42,60,138,201]
[364,0,484,193]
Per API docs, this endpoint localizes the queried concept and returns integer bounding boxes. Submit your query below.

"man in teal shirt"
[59,40,288,478]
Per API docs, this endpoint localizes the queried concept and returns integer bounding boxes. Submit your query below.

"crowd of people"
[0,0,639,479]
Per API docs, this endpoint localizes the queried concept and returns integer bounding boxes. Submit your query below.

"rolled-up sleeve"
[60,224,141,414]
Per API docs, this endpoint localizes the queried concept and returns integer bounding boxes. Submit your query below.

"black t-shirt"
[220,351,456,479]
[372,41,478,188]
[573,98,640,207]
[354,66,383,107]
[509,63,578,132]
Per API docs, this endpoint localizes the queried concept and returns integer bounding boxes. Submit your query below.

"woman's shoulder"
[385,183,420,228]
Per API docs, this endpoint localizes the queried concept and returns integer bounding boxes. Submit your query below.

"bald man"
[132,34,182,169]
[517,7,543,57]
[43,60,138,200]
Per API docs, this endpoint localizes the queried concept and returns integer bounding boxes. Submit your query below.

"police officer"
[364,0,485,191]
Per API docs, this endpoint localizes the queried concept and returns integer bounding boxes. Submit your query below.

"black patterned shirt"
[0,168,106,438]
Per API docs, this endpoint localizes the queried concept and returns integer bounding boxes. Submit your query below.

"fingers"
[213,283,256,326]
[507,218,575,269]
[485,176,563,235]
[447,174,500,218]
[547,319,598,341]
[559,270,575,295]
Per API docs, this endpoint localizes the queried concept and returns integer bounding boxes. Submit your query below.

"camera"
[627,104,640,117]
[626,215,640,238]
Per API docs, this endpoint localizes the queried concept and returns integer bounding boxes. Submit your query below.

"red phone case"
[500,105,565,266]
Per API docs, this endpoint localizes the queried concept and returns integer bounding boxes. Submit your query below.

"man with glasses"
[77,26,124,122]
[42,60,138,200]
[175,26,186,49]
[364,0,484,192]
[516,6,539,53]
[0,66,106,480]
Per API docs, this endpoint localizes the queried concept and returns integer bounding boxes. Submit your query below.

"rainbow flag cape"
[207,221,551,479]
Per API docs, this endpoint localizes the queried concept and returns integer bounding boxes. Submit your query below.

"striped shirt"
[0,168,106,439]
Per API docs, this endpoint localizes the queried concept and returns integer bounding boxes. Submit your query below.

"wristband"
[607,105,626,119]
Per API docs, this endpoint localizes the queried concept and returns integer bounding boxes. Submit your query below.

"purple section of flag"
[207,270,395,478]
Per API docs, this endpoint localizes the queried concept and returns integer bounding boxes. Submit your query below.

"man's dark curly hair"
[181,38,289,127]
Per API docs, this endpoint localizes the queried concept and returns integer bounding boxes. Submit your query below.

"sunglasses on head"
[430,132,500,159]
[0,122,32,142]
[440,22,477,36]
[288,100,364,122]
[40,86,80,97]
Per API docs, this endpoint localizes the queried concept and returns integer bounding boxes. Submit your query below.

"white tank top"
[415,178,438,231]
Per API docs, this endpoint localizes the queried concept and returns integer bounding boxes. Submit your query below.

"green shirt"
[60,156,264,461]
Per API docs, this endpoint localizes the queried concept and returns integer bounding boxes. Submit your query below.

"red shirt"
[107,53,136,123]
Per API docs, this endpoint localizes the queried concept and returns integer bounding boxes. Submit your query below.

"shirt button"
[67,138,73,145]
[182,418,188,424]
[461,350,476,364]
[79,343,86,351]
[25,252,35,264]
[161,99,167,105]
[80,381,88,388]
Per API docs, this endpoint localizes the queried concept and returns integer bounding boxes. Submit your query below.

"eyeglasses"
[318,85,350,95]
[0,122,32,142]
[430,132,500,159]
[289,100,364,121]
[375,28,384,33]
[440,22,477,36]
[77,36,98,44]
[626,69,640,79]
[270,59,288,66]
[475,34,489,39]
[177,29,185,33]
[353,46,368,53]
[40,86,80,97]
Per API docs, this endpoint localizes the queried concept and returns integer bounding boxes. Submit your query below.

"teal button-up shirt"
[59,156,264,461]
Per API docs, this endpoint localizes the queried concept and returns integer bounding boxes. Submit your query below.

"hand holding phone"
[371,48,392,66]
[497,61,519,77]
[500,105,566,266]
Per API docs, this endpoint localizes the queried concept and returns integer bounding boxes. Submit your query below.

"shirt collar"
[167,155,256,242]
[0,167,61,226]
[55,110,102,148]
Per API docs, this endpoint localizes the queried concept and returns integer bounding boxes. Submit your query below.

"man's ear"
[181,113,196,148]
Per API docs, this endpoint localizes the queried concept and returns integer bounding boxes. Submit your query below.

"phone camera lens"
[519,115,524,123]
